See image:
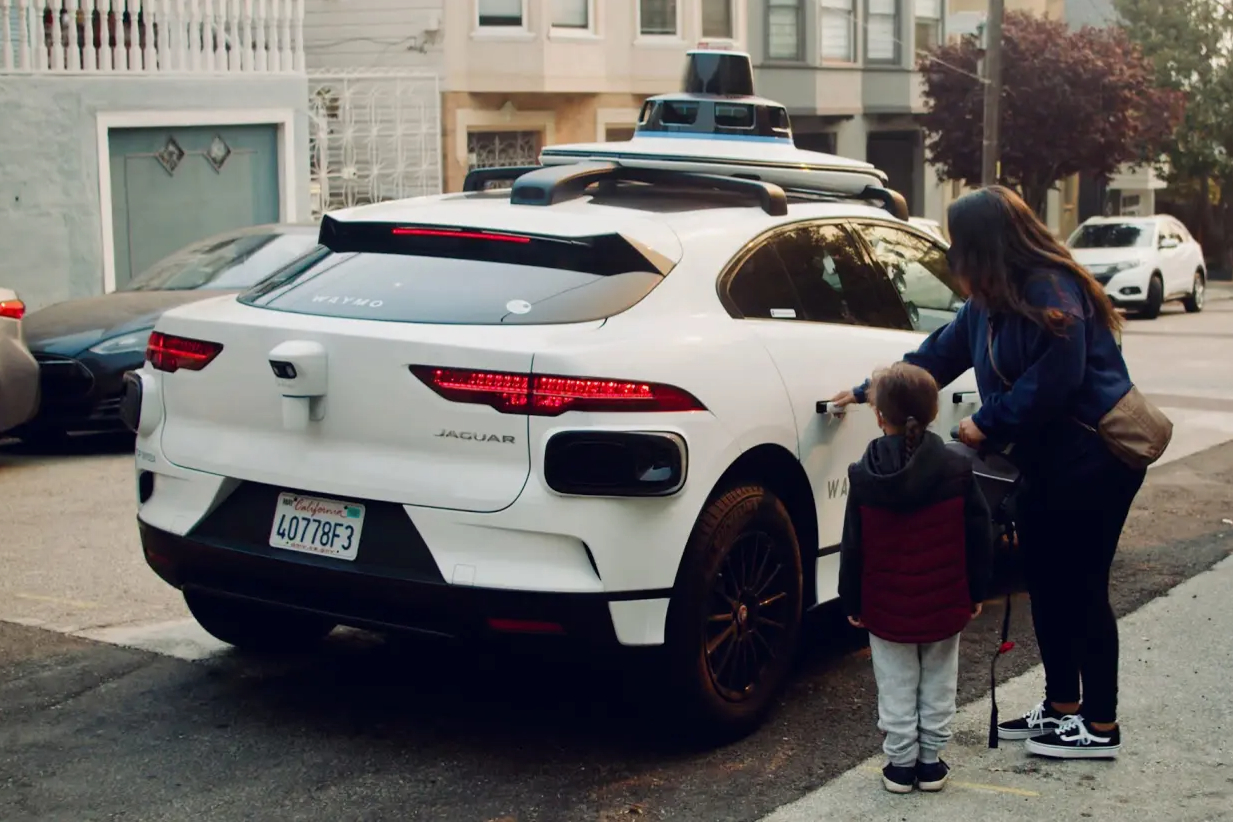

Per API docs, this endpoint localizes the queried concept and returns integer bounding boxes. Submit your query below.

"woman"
[831,186,1146,760]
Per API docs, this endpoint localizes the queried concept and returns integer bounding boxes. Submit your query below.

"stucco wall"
[0,75,311,310]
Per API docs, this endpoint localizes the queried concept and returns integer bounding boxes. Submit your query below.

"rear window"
[238,219,670,325]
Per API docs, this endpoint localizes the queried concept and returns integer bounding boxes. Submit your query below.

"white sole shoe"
[1025,738,1120,759]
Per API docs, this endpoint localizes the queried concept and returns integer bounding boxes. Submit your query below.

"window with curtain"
[866,0,899,62]
[767,0,802,60]
[702,0,734,39]
[478,0,524,27]
[915,0,941,52]
[639,0,678,36]
[552,0,589,29]
[820,0,855,62]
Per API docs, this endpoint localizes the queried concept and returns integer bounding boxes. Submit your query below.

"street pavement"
[1,289,1231,821]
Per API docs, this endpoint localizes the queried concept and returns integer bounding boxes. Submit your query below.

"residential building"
[0,0,312,309]
[437,0,738,193]
[746,0,950,222]
[299,0,446,216]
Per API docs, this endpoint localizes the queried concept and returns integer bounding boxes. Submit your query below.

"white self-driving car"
[1067,215,1206,319]
[124,51,980,738]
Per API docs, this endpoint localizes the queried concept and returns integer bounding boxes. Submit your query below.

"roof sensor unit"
[681,50,755,97]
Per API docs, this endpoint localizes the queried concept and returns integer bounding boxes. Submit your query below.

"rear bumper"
[139,520,649,647]
[0,334,39,433]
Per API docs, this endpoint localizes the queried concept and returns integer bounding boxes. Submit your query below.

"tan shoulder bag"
[986,319,1172,471]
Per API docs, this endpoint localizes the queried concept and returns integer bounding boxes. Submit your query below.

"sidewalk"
[761,553,1233,822]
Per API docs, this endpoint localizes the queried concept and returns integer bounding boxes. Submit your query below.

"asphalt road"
[2,296,1232,822]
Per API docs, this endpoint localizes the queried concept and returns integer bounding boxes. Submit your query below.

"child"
[838,362,994,794]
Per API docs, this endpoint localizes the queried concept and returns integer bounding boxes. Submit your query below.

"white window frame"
[865,0,901,65]
[550,0,598,38]
[699,0,738,43]
[819,0,857,65]
[636,0,684,43]
[914,0,943,55]
[475,0,531,35]
[766,0,804,62]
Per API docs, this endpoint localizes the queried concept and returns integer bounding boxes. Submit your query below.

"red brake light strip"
[410,366,705,416]
[391,227,531,244]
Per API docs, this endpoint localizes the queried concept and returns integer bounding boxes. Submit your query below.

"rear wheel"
[184,590,335,652]
[665,484,803,742]
[1139,274,1165,319]
[1183,271,1206,313]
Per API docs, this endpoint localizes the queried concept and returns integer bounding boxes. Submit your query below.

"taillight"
[391,227,531,243]
[410,366,706,416]
[0,298,25,320]
[146,332,224,373]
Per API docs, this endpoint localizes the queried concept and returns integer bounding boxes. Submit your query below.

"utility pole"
[981,0,1005,187]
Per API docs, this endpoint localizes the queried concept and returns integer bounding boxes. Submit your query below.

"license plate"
[269,492,366,561]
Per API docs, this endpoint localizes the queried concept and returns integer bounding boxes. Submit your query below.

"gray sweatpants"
[868,633,962,767]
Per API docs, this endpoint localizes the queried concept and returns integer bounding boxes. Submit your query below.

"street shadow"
[0,431,135,463]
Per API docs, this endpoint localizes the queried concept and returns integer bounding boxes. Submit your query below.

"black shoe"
[881,763,916,794]
[997,700,1068,740]
[1025,715,1121,759]
[915,759,950,792]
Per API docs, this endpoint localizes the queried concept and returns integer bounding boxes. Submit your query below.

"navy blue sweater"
[855,270,1135,476]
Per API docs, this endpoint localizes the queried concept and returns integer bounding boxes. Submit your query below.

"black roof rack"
[462,166,543,192]
[508,161,789,217]
[463,163,910,221]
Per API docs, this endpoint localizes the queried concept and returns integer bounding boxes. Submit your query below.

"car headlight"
[1098,260,1144,276]
[88,329,153,356]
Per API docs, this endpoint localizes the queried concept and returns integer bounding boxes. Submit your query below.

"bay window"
[767,0,803,60]
[866,0,900,63]
[820,0,855,62]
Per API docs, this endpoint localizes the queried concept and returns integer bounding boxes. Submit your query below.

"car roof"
[327,189,914,263]
[1081,215,1168,225]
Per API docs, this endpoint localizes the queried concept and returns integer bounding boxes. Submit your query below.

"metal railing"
[1,0,304,73]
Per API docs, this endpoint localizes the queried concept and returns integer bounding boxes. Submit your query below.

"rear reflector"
[391,227,531,243]
[487,618,566,635]
[410,366,706,416]
[147,332,224,373]
[0,298,24,320]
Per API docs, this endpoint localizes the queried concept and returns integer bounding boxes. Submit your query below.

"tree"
[918,11,1182,216]
[1114,0,1233,271]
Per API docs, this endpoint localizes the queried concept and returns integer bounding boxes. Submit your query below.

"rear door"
[719,221,932,605]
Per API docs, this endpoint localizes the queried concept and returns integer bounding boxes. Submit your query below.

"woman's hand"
[830,389,859,408]
[957,417,987,447]
[971,602,983,618]
[847,615,865,629]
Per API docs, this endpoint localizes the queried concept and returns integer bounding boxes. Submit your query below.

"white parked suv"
[122,51,980,738]
[1066,215,1206,319]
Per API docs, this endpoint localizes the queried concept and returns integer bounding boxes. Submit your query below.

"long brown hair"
[946,186,1123,334]
[870,362,939,459]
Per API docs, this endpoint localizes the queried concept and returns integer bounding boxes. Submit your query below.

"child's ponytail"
[903,416,923,458]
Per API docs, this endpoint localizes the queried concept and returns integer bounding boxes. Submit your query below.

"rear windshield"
[124,231,319,291]
[238,220,670,325]
[1067,223,1153,249]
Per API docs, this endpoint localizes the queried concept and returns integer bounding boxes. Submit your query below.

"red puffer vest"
[859,496,972,644]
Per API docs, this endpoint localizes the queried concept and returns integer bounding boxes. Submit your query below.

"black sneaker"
[997,700,1067,740]
[915,760,950,792]
[1026,715,1121,759]
[881,763,916,794]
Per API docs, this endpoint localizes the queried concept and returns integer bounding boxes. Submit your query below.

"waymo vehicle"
[125,50,977,738]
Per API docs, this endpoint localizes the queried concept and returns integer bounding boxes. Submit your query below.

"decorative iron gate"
[307,68,442,219]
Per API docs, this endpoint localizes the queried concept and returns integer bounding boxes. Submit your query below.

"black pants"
[1017,455,1146,725]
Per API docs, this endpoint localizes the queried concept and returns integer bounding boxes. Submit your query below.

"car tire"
[664,484,803,743]
[1183,271,1206,313]
[184,590,336,652]
[1140,274,1165,319]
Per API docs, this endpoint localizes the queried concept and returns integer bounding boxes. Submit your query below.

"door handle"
[952,390,979,404]
[816,401,847,416]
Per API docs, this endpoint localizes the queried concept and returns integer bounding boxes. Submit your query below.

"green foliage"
[918,10,1181,214]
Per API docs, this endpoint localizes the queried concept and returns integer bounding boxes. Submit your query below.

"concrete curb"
[759,553,1233,822]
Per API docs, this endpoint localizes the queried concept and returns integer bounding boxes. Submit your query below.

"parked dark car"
[13,223,320,443]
